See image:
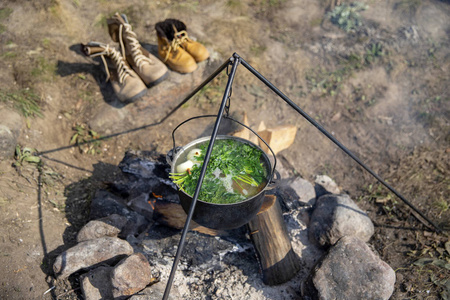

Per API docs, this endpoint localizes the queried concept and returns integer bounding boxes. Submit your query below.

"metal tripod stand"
[162,52,441,300]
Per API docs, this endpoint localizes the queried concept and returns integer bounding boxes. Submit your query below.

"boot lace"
[173,28,190,46]
[90,45,132,84]
[119,23,153,71]
[162,25,191,62]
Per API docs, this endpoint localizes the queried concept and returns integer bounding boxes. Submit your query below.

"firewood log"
[247,195,301,285]
[154,201,225,236]
[257,125,297,155]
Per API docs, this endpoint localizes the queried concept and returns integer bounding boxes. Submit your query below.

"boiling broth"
[170,138,269,204]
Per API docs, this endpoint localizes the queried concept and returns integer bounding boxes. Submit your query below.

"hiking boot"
[81,42,147,103]
[107,13,169,86]
[164,18,209,63]
[155,20,198,74]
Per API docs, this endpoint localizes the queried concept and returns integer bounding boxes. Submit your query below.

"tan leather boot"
[81,42,147,103]
[107,13,168,86]
[165,18,209,63]
[155,20,198,74]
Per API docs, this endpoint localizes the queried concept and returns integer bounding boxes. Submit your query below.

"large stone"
[53,237,133,278]
[277,176,316,211]
[309,194,374,247]
[274,156,296,179]
[90,190,150,238]
[111,253,152,298]
[0,108,22,160]
[77,214,128,242]
[314,175,341,197]
[80,266,114,300]
[304,236,395,300]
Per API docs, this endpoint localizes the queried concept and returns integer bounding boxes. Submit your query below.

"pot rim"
[168,135,274,206]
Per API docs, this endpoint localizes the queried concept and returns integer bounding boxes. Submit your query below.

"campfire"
[51,54,401,299]
[52,148,395,300]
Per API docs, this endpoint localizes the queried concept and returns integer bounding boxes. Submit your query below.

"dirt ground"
[0,0,449,299]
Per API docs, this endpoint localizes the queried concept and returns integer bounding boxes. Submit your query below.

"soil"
[0,0,449,299]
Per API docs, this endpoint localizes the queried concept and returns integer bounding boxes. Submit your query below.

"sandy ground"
[0,0,448,299]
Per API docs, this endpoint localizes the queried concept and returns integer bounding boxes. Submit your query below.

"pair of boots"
[155,19,209,74]
[82,13,169,103]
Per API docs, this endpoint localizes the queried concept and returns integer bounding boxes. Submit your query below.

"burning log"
[247,195,301,285]
[153,201,225,236]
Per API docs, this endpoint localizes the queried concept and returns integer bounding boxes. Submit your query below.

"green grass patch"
[250,45,267,57]
[93,13,107,29]
[70,124,104,155]
[0,88,43,118]
[226,0,244,9]
[433,199,449,216]
[395,0,422,16]
[310,17,323,27]
[306,43,388,97]
[13,146,41,168]
[0,23,6,34]
[255,0,286,8]
[194,75,226,108]
[327,2,368,32]
[306,53,364,96]
[77,89,95,103]
[42,38,51,49]
[171,1,200,13]
[31,57,57,81]
[0,7,13,21]
[2,51,18,59]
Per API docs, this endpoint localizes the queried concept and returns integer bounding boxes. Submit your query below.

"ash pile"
[52,150,396,300]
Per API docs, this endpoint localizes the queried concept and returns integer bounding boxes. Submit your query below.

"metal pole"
[162,54,241,300]
[240,57,442,233]
[161,58,232,123]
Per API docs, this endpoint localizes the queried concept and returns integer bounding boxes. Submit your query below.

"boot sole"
[146,70,169,88]
[120,88,148,104]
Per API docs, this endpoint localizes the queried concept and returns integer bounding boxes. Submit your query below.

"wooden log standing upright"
[247,195,301,285]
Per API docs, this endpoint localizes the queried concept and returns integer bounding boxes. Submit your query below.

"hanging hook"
[224,87,232,116]
[225,61,234,116]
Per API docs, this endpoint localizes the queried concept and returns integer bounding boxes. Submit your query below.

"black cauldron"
[167,135,276,230]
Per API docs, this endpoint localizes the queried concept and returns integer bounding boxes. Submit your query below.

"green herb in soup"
[170,139,268,204]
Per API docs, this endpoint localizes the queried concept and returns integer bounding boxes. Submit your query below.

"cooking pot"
[167,117,277,230]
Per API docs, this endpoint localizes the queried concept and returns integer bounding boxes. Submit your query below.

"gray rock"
[77,214,128,242]
[0,108,22,160]
[277,176,316,211]
[111,253,152,299]
[309,194,374,247]
[274,156,296,179]
[53,237,133,278]
[304,236,395,300]
[90,190,150,238]
[129,283,180,300]
[80,266,114,300]
[314,175,340,197]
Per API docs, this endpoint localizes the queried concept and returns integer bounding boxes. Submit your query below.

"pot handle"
[171,114,278,181]
[265,169,280,191]
[166,146,182,167]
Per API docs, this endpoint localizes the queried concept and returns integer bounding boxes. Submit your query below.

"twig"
[56,287,80,298]
[43,286,55,295]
